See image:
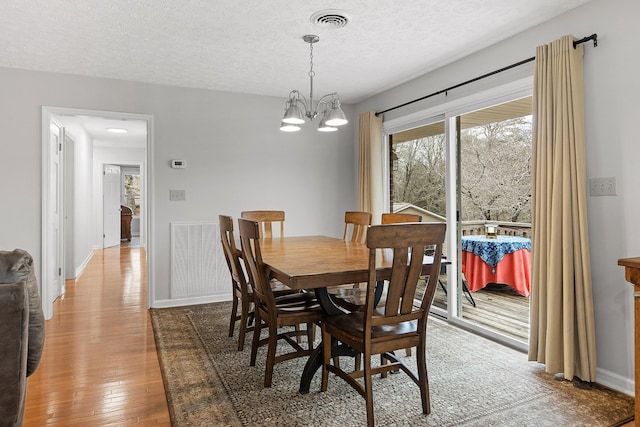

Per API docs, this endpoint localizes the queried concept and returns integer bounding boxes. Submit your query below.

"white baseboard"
[152,293,232,309]
[596,367,634,396]
[75,251,94,278]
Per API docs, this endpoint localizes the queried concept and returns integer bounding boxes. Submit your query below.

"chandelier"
[280,35,348,133]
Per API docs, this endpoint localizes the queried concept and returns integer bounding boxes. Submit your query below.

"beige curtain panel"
[528,35,597,382]
[358,111,384,222]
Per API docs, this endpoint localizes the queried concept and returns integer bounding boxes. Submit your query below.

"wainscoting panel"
[170,221,228,299]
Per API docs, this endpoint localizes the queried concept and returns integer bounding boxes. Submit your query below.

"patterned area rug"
[150,302,634,426]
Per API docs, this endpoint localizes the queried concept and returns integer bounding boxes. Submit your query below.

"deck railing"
[460,220,531,238]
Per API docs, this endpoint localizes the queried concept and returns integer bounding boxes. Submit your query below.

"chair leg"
[250,310,262,367]
[462,278,476,307]
[264,322,278,387]
[333,356,341,369]
[380,353,388,378]
[238,298,254,351]
[416,340,431,415]
[364,351,375,427]
[306,322,315,349]
[237,304,248,352]
[228,293,239,337]
[295,324,302,344]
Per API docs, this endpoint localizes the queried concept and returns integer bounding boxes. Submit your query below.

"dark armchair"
[0,249,45,427]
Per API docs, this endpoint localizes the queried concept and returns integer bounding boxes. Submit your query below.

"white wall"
[55,117,95,277]
[74,128,94,273]
[0,67,356,308]
[355,0,639,393]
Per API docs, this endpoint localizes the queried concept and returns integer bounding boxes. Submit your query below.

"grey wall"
[0,67,356,307]
[355,0,640,394]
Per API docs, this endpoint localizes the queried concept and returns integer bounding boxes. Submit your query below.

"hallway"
[24,246,171,425]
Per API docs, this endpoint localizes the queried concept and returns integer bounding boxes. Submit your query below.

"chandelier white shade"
[280,35,348,132]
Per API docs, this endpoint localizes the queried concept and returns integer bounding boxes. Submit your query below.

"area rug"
[150,302,634,426]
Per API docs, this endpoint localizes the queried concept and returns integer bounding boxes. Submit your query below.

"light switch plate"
[169,189,185,201]
[589,177,616,196]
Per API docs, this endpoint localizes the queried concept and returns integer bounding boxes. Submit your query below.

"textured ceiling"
[1,0,592,106]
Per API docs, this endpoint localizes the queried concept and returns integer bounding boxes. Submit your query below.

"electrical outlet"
[589,177,616,196]
[169,189,185,201]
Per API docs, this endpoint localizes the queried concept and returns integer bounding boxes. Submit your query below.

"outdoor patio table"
[461,235,531,297]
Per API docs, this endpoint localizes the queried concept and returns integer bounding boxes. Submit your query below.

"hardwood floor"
[23,246,171,426]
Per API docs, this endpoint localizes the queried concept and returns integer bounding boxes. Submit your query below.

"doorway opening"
[41,107,152,319]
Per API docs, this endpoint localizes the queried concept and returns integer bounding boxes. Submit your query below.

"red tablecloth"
[461,248,531,297]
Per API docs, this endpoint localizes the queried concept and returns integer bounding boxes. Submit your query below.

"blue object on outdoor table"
[461,235,531,270]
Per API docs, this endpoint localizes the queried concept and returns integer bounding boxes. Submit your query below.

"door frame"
[42,106,154,319]
[42,118,65,319]
[64,132,75,281]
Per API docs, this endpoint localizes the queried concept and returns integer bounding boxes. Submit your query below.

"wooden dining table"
[259,235,437,394]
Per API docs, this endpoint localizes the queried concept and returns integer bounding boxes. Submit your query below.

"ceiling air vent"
[310,10,351,29]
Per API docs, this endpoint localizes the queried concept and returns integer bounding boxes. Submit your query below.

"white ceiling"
[3,0,592,143]
[54,115,148,149]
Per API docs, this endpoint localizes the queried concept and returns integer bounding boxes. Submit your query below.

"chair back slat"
[365,223,446,329]
[343,211,372,243]
[241,210,285,239]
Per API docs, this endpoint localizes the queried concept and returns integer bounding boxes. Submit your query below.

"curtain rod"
[375,33,598,117]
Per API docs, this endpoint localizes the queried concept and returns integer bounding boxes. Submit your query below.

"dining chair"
[320,222,446,427]
[331,211,423,312]
[219,215,253,351]
[343,211,372,243]
[381,212,423,356]
[331,211,372,306]
[381,212,422,224]
[332,211,373,368]
[219,215,296,351]
[240,210,285,238]
[238,218,322,387]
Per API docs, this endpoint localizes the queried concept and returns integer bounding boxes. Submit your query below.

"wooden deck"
[432,282,530,343]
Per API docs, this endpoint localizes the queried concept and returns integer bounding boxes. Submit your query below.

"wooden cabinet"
[120,205,133,241]
[618,256,640,419]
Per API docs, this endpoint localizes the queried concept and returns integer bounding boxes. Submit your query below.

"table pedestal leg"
[299,343,359,394]
[299,285,383,394]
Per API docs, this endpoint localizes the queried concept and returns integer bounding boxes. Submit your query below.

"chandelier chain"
[308,42,315,78]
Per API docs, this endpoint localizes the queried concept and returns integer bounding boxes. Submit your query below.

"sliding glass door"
[388,94,532,348]
[456,97,532,344]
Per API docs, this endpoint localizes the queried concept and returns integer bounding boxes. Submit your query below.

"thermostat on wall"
[171,160,187,169]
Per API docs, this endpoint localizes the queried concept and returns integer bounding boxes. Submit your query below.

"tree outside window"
[392,113,532,223]
[123,173,141,215]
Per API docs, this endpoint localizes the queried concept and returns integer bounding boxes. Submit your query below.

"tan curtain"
[528,35,597,381]
[358,111,384,223]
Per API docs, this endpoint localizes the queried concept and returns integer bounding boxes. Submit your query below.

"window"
[122,169,141,216]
